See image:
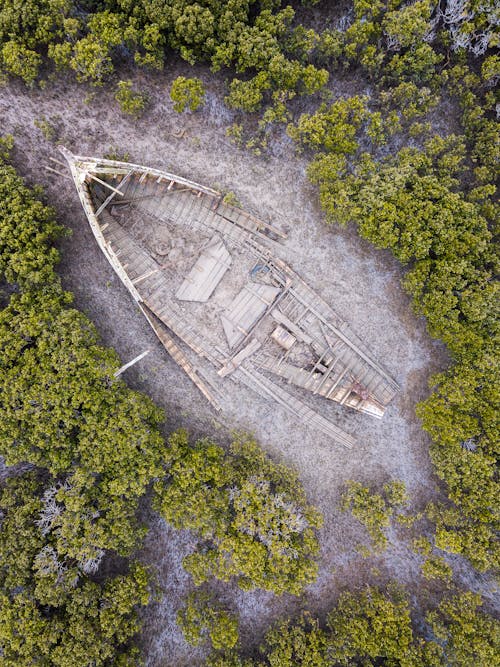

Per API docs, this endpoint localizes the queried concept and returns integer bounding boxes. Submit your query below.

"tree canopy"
[153,430,322,594]
[0,140,161,664]
[204,586,500,667]
[0,0,329,111]
[0,472,150,667]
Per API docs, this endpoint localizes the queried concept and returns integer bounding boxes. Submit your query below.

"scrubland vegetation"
[0,137,324,662]
[0,1,498,665]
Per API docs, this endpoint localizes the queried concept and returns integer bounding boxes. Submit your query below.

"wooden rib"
[220,202,287,239]
[289,286,398,390]
[49,156,68,168]
[95,171,133,216]
[325,367,349,398]
[236,367,355,449]
[218,338,262,377]
[132,267,162,285]
[313,358,340,395]
[86,172,125,196]
[45,165,73,181]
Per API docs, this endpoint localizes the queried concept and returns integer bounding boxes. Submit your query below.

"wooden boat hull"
[60,147,400,449]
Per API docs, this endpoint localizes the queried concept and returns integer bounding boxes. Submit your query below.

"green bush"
[0,147,64,288]
[170,76,205,112]
[341,480,409,552]
[154,430,322,594]
[207,586,500,667]
[177,590,238,651]
[115,80,147,117]
[0,471,150,667]
[421,556,453,582]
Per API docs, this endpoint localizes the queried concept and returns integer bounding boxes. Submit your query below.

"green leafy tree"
[379,81,439,120]
[68,37,114,84]
[426,593,500,667]
[153,430,322,594]
[287,96,368,154]
[382,0,433,50]
[481,54,500,85]
[170,75,206,112]
[225,73,271,112]
[0,41,41,85]
[327,586,417,666]
[421,556,453,582]
[341,480,409,551]
[67,11,127,84]
[0,474,45,593]
[0,472,149,667]
[317,28,345,67]
[259,613,329,667]
[386,44,443,85]
[115,80,147,117]
[0,0,71,82]
[0,151,64,287]
[177,590,239,651]
[0,0,70,48]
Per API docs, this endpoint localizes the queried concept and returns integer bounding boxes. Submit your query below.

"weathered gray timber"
[61,147,400,449]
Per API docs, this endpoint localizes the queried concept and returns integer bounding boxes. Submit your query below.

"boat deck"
[59,147,400,448]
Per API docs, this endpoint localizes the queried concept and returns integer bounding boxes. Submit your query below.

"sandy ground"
[1,65,497,664]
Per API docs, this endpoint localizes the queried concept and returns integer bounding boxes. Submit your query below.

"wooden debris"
[218,338,262,377]
[60,146,401,448]
[140,304,222,411]
[114,349,150,377]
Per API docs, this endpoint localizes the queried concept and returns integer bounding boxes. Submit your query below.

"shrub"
[115,80,147,117]
[170,76,205,112]
[154,430,322,594]
[341,480,409,552]
[177,590,239,651]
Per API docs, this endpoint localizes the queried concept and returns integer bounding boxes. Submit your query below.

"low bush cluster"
[154,430,322,595]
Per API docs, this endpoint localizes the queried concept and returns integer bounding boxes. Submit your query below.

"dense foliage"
[170,75,206,112]
[0,473,149,667]
[0,138,165,664]
[0,0,328,110]
[341,480,409,551]
[206,587,499,666]
[177,590,239,651]
[154,430,322,594]
[0,135,63,287]
[0,286,165,567]
[115,79,147,116]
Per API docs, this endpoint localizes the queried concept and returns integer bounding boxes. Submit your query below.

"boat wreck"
[58,147,399,449]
